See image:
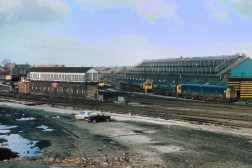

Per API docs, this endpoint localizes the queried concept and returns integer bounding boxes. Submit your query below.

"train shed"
[29,67,99,100]
[126,53,252,99]
[227,58,252,99]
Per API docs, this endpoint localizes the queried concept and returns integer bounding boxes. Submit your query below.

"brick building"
[29,67,99,100]
[18,77,30,93]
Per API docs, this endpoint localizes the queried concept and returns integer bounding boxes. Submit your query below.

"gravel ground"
[0,99,252,168]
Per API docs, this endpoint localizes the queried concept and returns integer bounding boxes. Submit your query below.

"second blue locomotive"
[177,84,236,102]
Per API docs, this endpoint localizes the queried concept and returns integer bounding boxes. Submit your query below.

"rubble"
[36,156,131,167]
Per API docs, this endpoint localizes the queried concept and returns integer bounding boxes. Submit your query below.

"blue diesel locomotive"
[120,79,145,91]
[152,81,176,96]
[177,84,236,102]
[119,79,236,102]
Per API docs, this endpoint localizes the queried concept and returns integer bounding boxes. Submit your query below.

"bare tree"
[1,59,12,74]
[1,59,11,67]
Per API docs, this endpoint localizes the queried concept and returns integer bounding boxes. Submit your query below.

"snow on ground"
[152,145,184,153]
[1,98,251,137]
[0,98,82,115]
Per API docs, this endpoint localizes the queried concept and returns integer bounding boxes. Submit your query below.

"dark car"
[85,113,111,123]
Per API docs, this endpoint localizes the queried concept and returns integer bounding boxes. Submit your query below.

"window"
[87,73,92,81]
[66,75,71,81]
[31,73,39,80]
[54,74,58,80]
[93,73,98,81]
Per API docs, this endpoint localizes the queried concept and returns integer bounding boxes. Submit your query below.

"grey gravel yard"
[0,100,251,168]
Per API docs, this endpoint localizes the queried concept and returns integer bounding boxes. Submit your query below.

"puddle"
[0,134,43,157]
[0,130,10,133]
[109,140,118,145]
[133,130,144,134]
[16,117,36,121]
[0,124,18,134]
[42,129,54,132]
[106,139,118,145]
[52,116,60,119]
[36,125,54,132]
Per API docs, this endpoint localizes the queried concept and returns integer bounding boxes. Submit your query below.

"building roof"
[142,54,241,63]
[30,67,93,73]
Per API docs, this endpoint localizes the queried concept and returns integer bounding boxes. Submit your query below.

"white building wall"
[30,72,86,82]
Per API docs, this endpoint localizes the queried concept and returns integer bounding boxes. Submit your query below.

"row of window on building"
[31,85,86,94]
[139,59,232,68]
[30,72,98,82]
[130,67,217,74]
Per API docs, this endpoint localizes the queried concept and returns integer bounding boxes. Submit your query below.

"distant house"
[2,62,31,76]
[13,64,31,76]
[0,67,5,73]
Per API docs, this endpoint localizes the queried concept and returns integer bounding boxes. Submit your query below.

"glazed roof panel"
[142,55,241,63]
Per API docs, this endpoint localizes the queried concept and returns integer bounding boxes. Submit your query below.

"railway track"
[0,91,252,128]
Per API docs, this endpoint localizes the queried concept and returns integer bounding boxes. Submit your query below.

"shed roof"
[30,67,93,73]
[142,55,241,63]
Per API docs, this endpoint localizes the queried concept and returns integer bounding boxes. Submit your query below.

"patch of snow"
[36,125,54,132]
[0,124,18,130]
[0,130,10,133]
[151,145,184,153]
[16,117,36,121]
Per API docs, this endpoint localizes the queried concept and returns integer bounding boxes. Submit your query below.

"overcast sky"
[0,0,252,66]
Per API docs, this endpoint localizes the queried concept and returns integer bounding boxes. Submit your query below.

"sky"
[0,0,252,67]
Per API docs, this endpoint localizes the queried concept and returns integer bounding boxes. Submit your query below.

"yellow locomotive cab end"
[6,75,12,81]
[143,80,152,90]
[177,84,182,94]
[226,88,231,99]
